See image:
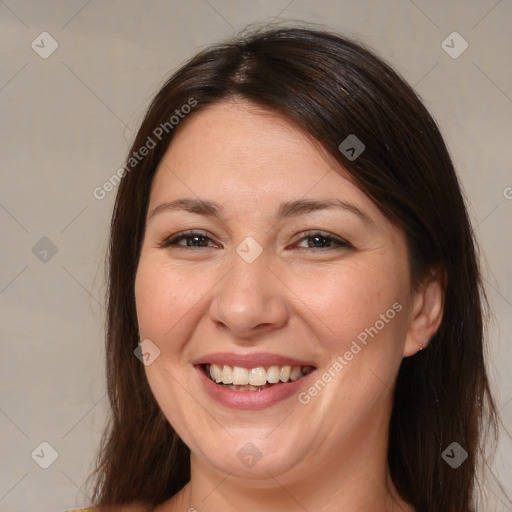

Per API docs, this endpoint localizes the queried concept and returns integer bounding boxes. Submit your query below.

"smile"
[205,363,315,391]
[195,358,317,409]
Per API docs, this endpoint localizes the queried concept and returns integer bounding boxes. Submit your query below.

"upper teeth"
[207,364,312,386]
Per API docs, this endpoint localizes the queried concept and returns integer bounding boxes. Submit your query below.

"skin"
[134,100,444,512]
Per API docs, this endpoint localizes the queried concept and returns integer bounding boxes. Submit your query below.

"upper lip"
[193,352,317,368]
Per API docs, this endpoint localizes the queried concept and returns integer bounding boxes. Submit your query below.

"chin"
[193,436,311,481]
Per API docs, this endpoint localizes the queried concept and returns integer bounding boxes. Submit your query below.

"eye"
[158,230,350,251]
[292,231,350,251]
[159,230,220,249]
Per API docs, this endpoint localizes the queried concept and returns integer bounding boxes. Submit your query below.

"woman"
[71,25,501,512]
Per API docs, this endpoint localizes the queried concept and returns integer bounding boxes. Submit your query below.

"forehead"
[149,101,378,215]
[162,101,332,182]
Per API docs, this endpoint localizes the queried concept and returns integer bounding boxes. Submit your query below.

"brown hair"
[87,24,501,512]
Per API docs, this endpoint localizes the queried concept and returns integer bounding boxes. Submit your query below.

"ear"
[403,268,446,357]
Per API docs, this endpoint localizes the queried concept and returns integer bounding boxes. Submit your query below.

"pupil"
[188,236,205,246]
[308,236,329,248]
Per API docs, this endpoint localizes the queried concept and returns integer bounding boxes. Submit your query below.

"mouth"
[202,363,316,391]
[193,352,318,409]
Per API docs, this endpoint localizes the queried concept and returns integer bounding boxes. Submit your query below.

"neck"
[178,462,411,512]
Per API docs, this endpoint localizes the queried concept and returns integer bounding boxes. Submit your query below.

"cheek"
[292,258,407,352]
[292,264,408,425]
[134,257,206,432]
[135,256,196,343]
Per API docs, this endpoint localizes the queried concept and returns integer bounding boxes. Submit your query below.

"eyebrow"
[147,197,374,226]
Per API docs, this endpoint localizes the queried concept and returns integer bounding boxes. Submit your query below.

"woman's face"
[135,100,426,483]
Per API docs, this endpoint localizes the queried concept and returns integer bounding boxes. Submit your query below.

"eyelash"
[159,229,350,251]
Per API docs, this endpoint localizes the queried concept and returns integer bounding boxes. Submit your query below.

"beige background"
[0,1,511,511]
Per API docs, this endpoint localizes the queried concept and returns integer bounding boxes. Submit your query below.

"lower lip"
[195,365,316,410]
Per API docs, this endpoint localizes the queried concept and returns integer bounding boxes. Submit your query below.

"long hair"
[87,24,499,512]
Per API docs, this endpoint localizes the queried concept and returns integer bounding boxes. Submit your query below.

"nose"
[208,248,289,340]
